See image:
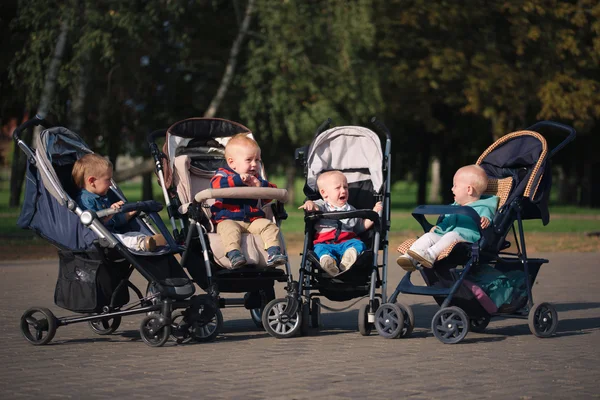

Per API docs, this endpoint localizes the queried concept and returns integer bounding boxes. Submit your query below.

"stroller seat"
[396,176,514,266]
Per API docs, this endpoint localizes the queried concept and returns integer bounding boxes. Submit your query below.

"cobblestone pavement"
[0,253,598,399]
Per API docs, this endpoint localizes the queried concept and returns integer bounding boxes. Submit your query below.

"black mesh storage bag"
[54,249,129,313]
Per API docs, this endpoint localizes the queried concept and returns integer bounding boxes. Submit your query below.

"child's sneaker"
[151,234,167,248]
[226,249,247,268]
[407,249,435,268]
[339,248,358,272]
[396,254,417,271]
[142,236,156,252]
[319,255,339,276]
[266,246,287,267]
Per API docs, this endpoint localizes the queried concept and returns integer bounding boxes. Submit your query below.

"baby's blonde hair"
[457,164,488,196]
[72,153,113,189]
[316,170,347,191]
[224,133,260,159]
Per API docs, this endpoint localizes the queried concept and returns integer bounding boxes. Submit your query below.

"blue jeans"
[314,239,366,263]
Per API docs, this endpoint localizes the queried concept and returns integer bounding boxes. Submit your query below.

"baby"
[72,154,166,251]
[397,164,498,270]
[300,170,382,276]
[210,134,287,268]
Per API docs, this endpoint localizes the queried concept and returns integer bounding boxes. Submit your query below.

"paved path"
[0,253,599,399]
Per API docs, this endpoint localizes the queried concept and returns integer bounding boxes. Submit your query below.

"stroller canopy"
[35,127,92,206]
[306,126,384,193]
[477,130,550,223]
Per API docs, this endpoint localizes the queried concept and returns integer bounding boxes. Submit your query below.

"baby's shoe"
[226,249,247,268]
[266,246,287,267]
[339,248,358,272]
[141,236,156,252]
[319,255,339,276]
[396,254,417,271]
[407,249,435,268]
[151,234,167,248]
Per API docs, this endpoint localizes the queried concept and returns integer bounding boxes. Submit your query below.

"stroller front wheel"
[262,298,302,339]
[431,306,469,344]
[140,315,171,347]
[528,302,558,338]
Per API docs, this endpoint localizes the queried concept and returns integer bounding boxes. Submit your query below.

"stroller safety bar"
[304,210,381,231]
[94,200,164,219]
[411,205,482,233]
[194,187,289,204]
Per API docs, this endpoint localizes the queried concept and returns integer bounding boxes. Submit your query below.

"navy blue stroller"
[14,116,222,347]
[379,121,576,344]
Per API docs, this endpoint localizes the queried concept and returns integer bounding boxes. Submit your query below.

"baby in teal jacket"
[397,164,498,270]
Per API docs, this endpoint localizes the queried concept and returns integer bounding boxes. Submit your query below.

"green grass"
[1,176,598,240]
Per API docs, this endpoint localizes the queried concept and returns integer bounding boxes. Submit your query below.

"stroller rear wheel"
[432,306,469,344]
[88,316,122,335]
[170,311,194,344]
[140,315,170,347]
[20,307,57,346]
[528,302,558,338]
[262,298,302,338]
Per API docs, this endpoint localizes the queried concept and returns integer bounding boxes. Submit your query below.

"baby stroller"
[14,116,221,347]
[381,121,576,344]
[148,117,292,328]
[260,118,392,338]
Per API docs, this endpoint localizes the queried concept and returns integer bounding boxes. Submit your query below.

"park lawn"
[1,177,599,258]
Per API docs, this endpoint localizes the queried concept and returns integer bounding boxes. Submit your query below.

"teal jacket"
[433,195,499,243]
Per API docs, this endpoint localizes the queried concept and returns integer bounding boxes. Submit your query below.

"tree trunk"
[284,162,296,206]
[142,172,153,201]
[33,18,69,143]
[68,54,90,133]
[428,157,441,204]
[203,0,255,118]
[416,132,430,205]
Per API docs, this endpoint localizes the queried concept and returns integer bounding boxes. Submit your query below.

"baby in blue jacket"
[397,164,498,270]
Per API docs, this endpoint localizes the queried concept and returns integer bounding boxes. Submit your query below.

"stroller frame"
[147,118,294,328]
[260,118,393,338]
[379,121,576,344]
[15,116,222,347]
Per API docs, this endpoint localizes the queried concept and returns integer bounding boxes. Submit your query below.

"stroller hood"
[306,126,384,193]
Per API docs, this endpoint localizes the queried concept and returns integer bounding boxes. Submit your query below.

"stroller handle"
[194,187,289,204]
[146,128,167,145]
[12,114,49,142]
[526,121,576,159]
[370,117,392,142]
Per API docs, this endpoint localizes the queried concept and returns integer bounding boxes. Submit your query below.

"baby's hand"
[373,201,383,213]
[299,201,319,211]
[480,216,491,229]
[110,200,124,209]
[429,225,438,233]
[240,174,260,187]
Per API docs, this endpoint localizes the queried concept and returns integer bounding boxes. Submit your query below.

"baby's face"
[320,174,349,208]
[451,171,472,205]
[228,144,261,176]
[88,169,113,196]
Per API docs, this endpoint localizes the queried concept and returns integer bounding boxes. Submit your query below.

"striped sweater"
[210,167,276,223]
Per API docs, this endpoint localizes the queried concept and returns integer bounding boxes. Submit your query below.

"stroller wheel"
[249,288,276,330]
[140,315,170,347]
[262,298,302,339]
[88,316,122,335]
[374,303,405,339]
[191,307,223,343]
[469,315,491,333]
[310,298,321,329]
[358,299,379,336]
[528,302,558,338]
[397,302,415,338]
[20,307,57,346]
[170,311,194,344]
[431,306,469,344]
[300,302,310,336]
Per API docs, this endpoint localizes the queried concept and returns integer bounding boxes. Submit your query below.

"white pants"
[114,232,146,251]
[409,231,465,259]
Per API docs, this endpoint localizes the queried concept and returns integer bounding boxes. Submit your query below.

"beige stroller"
[148,118,293,329]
